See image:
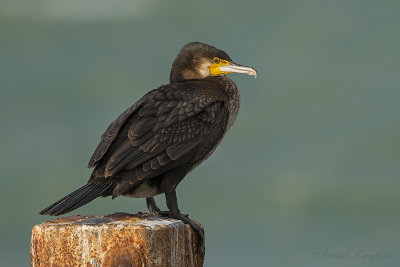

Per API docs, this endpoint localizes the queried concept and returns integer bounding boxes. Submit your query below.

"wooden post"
[30,213,204,267]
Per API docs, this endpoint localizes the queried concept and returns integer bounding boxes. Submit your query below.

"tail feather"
[40,183,113,216]
[53,185,106,215]
[40,184,91,214]
[48,184,100,215]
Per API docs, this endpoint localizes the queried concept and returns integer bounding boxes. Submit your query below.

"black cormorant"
[40,42,257,246]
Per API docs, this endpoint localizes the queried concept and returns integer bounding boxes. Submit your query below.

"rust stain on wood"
[31,213,204,267]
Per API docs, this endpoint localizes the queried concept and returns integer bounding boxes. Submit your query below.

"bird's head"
[170,42,257,83]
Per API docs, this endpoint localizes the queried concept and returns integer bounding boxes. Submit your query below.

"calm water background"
[1,0,399,266]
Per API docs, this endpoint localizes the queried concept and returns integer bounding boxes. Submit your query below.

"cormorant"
[40,42,257,246]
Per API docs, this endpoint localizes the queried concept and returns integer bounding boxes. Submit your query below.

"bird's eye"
[213,58,220,64]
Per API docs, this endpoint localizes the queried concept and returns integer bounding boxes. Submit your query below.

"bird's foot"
[148,206,161,215]
[146,197,161,214]
[175,212,204,253]
[153,210,189,218]
[153,210,204,252]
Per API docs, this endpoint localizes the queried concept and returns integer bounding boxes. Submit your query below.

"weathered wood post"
[30,213,204,266]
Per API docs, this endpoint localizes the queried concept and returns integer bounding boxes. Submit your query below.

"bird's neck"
[209,76,241,129]
[171,75,240,129]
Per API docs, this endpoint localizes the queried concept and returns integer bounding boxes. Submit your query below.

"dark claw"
[148,206,161,214]
[153,210,204,252]
[151,210,188,218]
[146,197,161,214]
[175,213,204,253]
[153,210,170,216]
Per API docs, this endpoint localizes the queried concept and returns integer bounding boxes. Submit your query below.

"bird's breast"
[187,78,240,172]
[222,78,240,130]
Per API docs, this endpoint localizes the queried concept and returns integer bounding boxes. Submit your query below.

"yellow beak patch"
[209,58,232,76]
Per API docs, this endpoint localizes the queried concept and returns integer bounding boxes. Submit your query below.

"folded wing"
[88,82,229,187]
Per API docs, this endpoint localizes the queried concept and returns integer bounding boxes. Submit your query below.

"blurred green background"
[1,0,399,266]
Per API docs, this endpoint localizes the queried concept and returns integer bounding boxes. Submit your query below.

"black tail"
[39,183,113,216]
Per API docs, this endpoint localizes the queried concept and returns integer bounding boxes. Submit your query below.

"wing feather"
[89,81,229,186]
[88,90,157,168]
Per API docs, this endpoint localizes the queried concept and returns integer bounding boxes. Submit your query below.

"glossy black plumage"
[40,42,256,246]
[87,80,230,198]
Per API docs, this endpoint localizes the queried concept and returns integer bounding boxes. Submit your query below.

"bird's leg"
[165,189,181,216]
[165,190,204,251]
[146,197,161,214]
